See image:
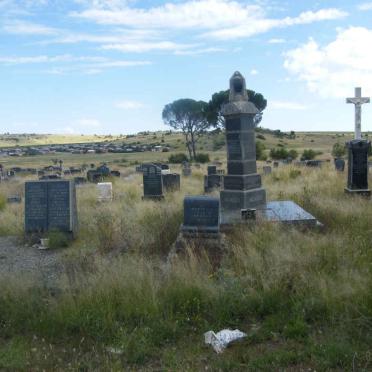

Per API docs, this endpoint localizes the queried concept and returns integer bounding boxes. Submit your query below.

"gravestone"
[334,158,345,172]
[220,71,266,224]
[162,173,181,192]
[207,165,217,175]
[273,161,279,168]
[97,182,113,202]
[25,180,78,236]
[110,170,121,177]
[182,196,220,233]
[345,87,371,196]
[204,174,223,193]
[74,177,87,185]
[143,163,164,200]
[345,140,371,196]
[305,160,322,167]
[172,196,225,266]
[182,162,192,176]
[263,166,272,175]
[7,195,22,204]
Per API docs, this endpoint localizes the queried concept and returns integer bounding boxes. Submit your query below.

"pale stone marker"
[346,87,370,140]
[97,182,113,202]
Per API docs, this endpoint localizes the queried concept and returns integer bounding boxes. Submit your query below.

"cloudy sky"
[0,0,372,134]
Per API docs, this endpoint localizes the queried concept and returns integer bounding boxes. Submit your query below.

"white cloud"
[174,47,225,56]
[72,1,347,40]
[268,38,286,44]
[2,20,58,35]
[270,101,309,110]
[102,41,196,53]
[358,2,372,10]
[250,69,259,75]
[75,118,102,128]
[115,100,145,110]
[284,27,372,98]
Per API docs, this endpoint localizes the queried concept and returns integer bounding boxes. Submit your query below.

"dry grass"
[1,162,372,369]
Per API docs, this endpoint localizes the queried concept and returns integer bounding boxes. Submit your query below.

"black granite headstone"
[182,196,220,233]
[25,180,78,235]
[143,163,163,199]
[345,140,371,195]
[207,165,217,175]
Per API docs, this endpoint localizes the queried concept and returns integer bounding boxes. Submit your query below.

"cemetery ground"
[1,152,372,371]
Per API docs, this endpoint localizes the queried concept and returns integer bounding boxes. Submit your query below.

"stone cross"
[346,87,370,140]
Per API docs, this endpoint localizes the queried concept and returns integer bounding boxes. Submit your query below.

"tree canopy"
[162,98,209,159]
[207,89,267,128]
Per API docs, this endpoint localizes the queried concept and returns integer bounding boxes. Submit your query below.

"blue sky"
[0,0,372,135]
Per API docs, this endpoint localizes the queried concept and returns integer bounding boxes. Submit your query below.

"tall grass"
[1,163,372,369]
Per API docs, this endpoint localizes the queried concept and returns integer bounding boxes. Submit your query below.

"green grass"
[1,148,372,369]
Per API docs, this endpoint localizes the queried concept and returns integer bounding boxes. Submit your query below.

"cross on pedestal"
[346,87,370,140]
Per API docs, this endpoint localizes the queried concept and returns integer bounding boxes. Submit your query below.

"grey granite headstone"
[143,163,164,200]
[334,158,345,172]
[182,162,192,176]
[204,174,223,193]
[162,173,181,192]
[182,196,220,233]
[220,71,266,224]
[345,139,371,196]
[263,166,272,175]
[25,180,78,235]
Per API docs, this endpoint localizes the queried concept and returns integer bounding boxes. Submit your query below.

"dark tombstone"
[207,165,217,175]
[74,177,87,185]
[143,163,164,200]
[162,173,181,192]
[25,180,78,236]
[110,170,121,177]
[273,161,279,168]
[97,164,110,177]
[39,174,61,180]
[305,160,322,167]
[7,195,22,204]
[182,196,220,233]
[334,158,345,172]
[220,71,266,224]
[87,170,103,183]
[204,174,223,193]
[345,139,371,196]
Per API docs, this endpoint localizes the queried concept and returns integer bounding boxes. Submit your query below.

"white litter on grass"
[204,329,247,353]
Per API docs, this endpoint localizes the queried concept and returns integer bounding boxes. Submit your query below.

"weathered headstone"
[162,173,181,192]
[334,158,345,172]
[143,163,164,200]
[220,71,266,224]
[263,166,272,175]
[345,140,371,196]
[7,195,22,204]
[97,182,113,202]
[182,162,192,176]
[204,174,223,193]
[25,180,78,236]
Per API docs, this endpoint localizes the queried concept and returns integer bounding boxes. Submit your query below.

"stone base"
[169,230,226,269]
[142,195,164,201]
[220,188,266,224]
[345,188,371,198]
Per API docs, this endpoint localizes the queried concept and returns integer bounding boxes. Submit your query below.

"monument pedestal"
[345,139,371,198]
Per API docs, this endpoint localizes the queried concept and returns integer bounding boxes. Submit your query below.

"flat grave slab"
[260,201,320,227]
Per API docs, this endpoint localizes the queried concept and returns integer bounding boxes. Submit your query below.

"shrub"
[47,230,70,249]
[270,147,289,160]
[256,141,267,160]
[257,134,266,140]
[168,153,188,163]
[332,142,346,158]
[288,149,298,160]
[301,149,317,160]
[194,153,210,163]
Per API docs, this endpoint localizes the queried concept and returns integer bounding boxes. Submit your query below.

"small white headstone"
[97,182,113,202]
[161,169,171,175]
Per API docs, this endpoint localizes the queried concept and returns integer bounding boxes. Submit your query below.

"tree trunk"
[190,131,197,159]
[184,133,193,160]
